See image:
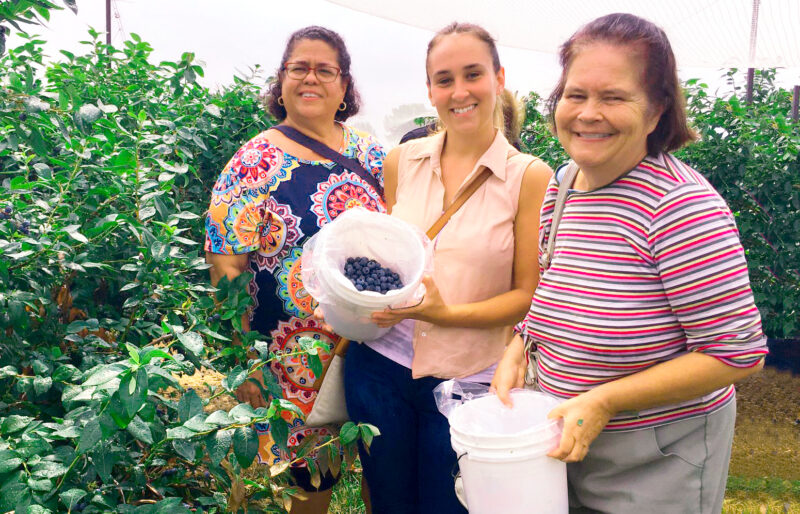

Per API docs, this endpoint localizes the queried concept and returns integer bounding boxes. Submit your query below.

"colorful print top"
[517,153,767,431]
[205,124,385,465]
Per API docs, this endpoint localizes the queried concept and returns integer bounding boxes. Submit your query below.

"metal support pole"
[792,85,799,122]
[745,0,760,104]
[105,0,111,46]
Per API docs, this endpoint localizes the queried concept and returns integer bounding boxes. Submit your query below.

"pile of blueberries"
[343,256,404,294]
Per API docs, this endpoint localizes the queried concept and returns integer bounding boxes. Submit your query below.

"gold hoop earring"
[338,101,347,112]
[277,96,284,106]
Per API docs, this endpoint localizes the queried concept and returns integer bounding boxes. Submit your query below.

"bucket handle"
[451,452,467,479]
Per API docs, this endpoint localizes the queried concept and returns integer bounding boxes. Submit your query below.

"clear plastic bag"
[433,379,493,419]
[302,207,434,311]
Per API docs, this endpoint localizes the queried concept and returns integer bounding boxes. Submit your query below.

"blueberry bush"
[0,8,376,513]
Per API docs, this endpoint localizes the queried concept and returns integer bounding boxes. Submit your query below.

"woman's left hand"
[547,389,614,463]
[370,275,449,327]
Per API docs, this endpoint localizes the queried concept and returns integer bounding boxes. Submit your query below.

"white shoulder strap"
[541,161,580,271]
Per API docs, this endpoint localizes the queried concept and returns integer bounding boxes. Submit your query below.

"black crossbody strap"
[273,124,385,198]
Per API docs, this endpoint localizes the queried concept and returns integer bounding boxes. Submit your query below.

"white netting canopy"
[326,0,800,68]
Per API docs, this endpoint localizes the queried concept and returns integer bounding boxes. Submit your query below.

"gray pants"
[568,398,736,514]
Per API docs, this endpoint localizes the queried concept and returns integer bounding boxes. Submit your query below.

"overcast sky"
[9,0,798,145]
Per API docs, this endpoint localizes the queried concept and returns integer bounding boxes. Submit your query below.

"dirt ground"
[729,366,800,480]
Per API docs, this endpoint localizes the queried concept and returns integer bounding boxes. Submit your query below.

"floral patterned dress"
[204,124,385,467]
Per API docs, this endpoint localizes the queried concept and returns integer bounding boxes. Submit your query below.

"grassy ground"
[182,366,800,513]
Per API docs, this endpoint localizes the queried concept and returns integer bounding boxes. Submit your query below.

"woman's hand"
[236,368,267,408]
[312,306,334,332]
[370,275,449,327]
[490,335,526,407]
[546,389,614,463]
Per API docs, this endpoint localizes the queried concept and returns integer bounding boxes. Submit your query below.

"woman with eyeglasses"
[204,26,385,513]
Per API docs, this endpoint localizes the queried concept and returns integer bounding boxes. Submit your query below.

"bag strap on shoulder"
[273,124,385,199]
[426,167,492,240]
[541,160,579,271]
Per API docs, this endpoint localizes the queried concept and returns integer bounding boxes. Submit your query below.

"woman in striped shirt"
[492,13,767,513]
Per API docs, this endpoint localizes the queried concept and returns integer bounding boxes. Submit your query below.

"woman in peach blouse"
[343,22,552,513]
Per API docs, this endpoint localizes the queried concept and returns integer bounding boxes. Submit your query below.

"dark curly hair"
[266,26,361,122]
[547,13,696,154]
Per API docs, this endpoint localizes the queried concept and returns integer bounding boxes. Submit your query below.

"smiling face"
[426,32,505,136]
[280,38,348,125]
[555,42,662,182]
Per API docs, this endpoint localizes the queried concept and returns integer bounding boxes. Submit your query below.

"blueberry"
[212,313,221,322]
[18,225,29,235]
[21,220,30,228]
[18,113,27,122]
[0,213,6,220]
[164,467,178,476]
[346,257,354,265]
[3,205,11,214]
[356,284,364,291]
[204,470,211,479]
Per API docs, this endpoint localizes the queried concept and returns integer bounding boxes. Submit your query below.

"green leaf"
[221,366,248,392]
[166,426,197,440]
[1,415,34,435]
[92,449,117,484]
[77,103,102,124]
[76,417,102,454]
[59,489,87,510]
[232,427,259,468]
[228,403,256,423]
[0,476,30,512]
[206,429,232,466]
[118,367,148,418]
[308,352,323,379]
[176,331,204,357]
[83,363,127,387]
[0,450,23,473]
[172,439,198,461]
[205,410,233,426]
[33,376,52,395]
[183,414,214,432]
[269,417,290,452]
[139,206,156,220]
[62,224,89,244]
[359,423,380,447]
[178,389,203,423]
[30,460,69,479]
[339,421,359,445]
[126,415,153,444]
[141,348,174,364]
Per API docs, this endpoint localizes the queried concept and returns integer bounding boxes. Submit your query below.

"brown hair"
[425,22,523,144]
[547,13,696,154]
[266,26,361,122]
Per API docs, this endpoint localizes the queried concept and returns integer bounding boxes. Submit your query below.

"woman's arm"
[206,251,265,405]
[547,352,763,462]
[382,147,400,213]
[373,158,552,328]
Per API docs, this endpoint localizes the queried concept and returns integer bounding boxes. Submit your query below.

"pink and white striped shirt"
[518,153,767,431]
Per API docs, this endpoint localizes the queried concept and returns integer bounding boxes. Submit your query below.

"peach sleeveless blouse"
[390,130,536,378]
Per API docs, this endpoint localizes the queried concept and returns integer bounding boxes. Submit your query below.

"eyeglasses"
[283,62,342,83]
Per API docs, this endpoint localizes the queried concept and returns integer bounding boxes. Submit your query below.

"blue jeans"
[344,342,467,514]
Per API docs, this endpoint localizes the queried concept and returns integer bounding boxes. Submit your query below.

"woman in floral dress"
[204,26,384,513]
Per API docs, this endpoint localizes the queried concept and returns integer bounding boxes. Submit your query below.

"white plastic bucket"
[448,390,568,514]
[304,209,428,341]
